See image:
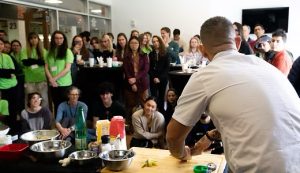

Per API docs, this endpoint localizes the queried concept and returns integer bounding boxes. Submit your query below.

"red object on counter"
[110,116,125,139]
[0,143,29,160]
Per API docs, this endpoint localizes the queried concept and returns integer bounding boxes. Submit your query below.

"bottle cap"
[193,165,208,173]
[101,135,110,144]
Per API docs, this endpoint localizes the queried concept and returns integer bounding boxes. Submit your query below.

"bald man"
[167,16,300,173]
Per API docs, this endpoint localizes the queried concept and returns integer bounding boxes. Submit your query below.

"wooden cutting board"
[101,147,226,173]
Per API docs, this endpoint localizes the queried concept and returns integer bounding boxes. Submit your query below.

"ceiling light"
[91,9,102,13]
[45,0,63,4]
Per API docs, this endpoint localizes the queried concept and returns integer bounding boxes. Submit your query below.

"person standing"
[21,32,49,108]
[0,38,18,128]
[123,36,149,119]
[166,16,300,173]
[148,35,169,110]
[45,31,73,114]
[161,27,180,64]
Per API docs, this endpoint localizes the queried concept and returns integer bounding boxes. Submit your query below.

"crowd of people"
[1,17,300,172]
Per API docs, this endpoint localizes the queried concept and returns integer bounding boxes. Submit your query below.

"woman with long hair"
[45,30,73,114]
[21,32,49,108]
[148,35,169,110]
[115,33,127,61]
[70,35,92,85]
[123,36,149,118]
[98,34,115,63]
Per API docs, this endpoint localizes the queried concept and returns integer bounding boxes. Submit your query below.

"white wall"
[111,0,300,57]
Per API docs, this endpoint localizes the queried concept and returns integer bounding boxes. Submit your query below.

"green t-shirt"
[141,46,152,55]
[20,48,48,83]
[0,53,17,89]
[46,48,73,86]
[0,99,9,116]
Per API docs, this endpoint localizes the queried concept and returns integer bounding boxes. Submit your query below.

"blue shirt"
[55,101,88,123]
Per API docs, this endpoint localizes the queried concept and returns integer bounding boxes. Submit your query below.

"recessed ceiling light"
[45,0,63,4]
[91,9,102,13]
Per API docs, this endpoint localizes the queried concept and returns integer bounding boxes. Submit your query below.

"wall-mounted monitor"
[242,7,289,33]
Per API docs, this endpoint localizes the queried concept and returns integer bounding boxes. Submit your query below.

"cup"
[107,58,112,68]
[76,54,82,61]
[201,60,207,68]
[89,58,95,67]
[182,63,188,72]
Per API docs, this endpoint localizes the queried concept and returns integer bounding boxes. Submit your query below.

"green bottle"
[75,106,87,150]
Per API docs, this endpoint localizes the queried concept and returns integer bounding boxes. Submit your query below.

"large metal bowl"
[99,150,135,171]
[30,140,72,159]
[69,150,97,165]
[21,130,60,145]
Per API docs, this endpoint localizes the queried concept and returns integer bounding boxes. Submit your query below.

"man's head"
[161,27,171,40]
[79,31,90,44]
[242,25,251,40]
[271,29,287,52]
[0,30,7,40]
[254,35,271,53]
[98,82,114,104]
[200,16,237,60]
[173,29,180,41]
[254,24,265,39]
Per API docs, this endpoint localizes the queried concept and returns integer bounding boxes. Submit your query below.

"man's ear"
[235,36,242,50]
[199,44,208,58]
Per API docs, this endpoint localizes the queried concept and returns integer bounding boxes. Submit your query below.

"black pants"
[130,137,154,148]
[50,86,70,116]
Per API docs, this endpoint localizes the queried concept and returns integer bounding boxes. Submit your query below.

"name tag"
[51,66,57,72]
[31,64,38,69]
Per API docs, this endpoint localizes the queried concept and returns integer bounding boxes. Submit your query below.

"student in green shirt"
[139,33,152,55]
[11,40,25,115]
[45,31,73,115]
[21,32,49,108]
[0,38,18,127]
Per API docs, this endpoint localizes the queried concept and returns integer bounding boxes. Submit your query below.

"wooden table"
[101,147,226,173]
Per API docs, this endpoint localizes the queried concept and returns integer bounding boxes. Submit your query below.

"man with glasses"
[55,86,88,141]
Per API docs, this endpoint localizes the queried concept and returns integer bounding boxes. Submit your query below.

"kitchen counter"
[101,147,226,173]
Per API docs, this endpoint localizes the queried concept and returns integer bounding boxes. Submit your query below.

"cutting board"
[101,147,226,173]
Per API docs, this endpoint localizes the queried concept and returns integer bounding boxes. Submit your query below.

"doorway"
[0,3,52,49]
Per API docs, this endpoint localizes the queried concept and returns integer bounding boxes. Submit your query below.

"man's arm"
[166,118,192,160]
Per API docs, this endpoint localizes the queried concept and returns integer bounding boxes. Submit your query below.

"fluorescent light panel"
[45,0,63,4]
[91,9,102,13]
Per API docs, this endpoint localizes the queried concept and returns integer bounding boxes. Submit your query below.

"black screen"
[242,7,289,33]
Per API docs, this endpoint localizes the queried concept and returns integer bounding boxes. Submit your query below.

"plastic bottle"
[109,116,127,150]
[75,106,87,150]
[101,135,111,152]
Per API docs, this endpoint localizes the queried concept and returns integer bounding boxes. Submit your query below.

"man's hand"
[180,146,192,161]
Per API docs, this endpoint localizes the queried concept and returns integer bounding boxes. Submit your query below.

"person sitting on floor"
[55,86,88,141]
[20,92,52,134]
[92,82,126,128]
[130,96,165,149]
